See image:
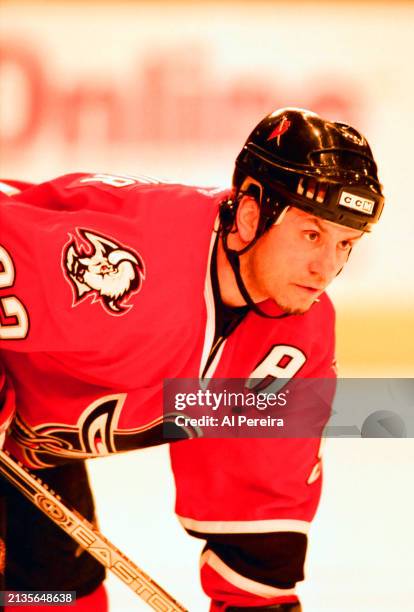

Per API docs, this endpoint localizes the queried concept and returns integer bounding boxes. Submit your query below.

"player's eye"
[338,240,352,251]
[304,230,320,242]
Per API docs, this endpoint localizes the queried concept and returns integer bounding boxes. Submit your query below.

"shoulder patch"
[62,228,145,316]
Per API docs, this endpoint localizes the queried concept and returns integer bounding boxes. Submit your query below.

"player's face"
[243,207,363,314]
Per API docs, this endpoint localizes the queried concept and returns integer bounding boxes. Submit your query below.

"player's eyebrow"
[303,215,363,241]
[311,217,326,233]
[302,215,327,233]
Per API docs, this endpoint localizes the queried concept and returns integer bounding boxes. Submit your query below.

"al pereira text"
[175,415,285,428]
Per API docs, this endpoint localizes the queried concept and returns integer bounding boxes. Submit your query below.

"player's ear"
[236,196,260,244]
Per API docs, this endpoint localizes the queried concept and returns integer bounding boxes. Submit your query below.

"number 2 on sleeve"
[0,246,29,340]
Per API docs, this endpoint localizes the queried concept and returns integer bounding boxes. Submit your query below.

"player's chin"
[281,305,311,315]
[276,294,317,315]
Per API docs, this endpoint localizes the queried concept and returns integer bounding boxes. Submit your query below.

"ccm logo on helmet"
[339,191,375,215]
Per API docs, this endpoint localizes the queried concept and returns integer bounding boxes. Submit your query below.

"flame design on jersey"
[9,395,192,469]
[10,395,126,468]
[62,229,145,315]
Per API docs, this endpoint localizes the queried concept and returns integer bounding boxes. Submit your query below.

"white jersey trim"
[200,550,297,598]
[0,181,21,196]
[199,216,227,381]
[179,516,310,534]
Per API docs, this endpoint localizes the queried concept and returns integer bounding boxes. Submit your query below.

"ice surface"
[88,439,414,611]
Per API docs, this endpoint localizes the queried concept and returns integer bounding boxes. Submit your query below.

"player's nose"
[308,243,339,283]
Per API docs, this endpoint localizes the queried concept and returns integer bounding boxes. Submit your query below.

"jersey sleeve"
[0,179,35,196]
[171,437,307,609]
[0,187,99,352]
[0,173,145,354]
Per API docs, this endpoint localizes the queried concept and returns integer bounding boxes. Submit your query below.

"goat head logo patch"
[62,229,145,315]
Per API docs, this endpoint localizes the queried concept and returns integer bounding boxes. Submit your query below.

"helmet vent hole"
[316,183,327,203]
[297,178,305,195]
[298,178,328,204]
[305,179,317,200]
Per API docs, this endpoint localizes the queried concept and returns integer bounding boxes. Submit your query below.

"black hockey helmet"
[218,108,384,319]
[221,107,384,237]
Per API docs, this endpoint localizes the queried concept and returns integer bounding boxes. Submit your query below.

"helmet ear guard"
[218,175,287,247]
[218,177,285,258]
[218,177,291,319]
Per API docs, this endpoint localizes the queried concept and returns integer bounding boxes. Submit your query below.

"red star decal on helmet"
[267,117,291,141]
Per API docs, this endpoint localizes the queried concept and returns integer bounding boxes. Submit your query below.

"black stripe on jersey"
[202,236,249,379]
[187,530,307,589]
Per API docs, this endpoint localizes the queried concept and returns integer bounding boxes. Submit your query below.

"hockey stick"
[0,449,187,612]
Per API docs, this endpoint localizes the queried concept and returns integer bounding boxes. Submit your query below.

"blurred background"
[1,1,413,610]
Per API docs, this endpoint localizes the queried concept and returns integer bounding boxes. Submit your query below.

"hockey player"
[0,108,384,611]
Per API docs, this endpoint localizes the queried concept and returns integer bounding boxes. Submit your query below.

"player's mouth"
[294,284,323,296]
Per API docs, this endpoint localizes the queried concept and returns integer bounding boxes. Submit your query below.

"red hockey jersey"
[0,173,336,609]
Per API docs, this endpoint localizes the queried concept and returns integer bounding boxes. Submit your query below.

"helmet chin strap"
[221,229,291,320]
